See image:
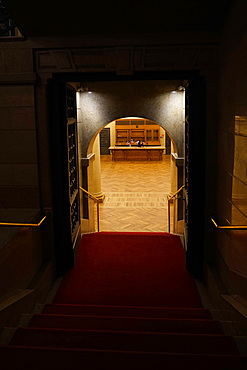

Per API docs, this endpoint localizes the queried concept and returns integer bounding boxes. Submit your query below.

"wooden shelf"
[115,120,160,145]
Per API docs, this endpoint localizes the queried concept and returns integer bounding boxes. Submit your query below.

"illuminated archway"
[83,116,182,234]
[87,117,178,156]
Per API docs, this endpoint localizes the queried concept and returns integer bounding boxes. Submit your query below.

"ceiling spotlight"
[77,86,89,92]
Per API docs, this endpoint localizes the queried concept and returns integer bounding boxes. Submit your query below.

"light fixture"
[78,87,88,92]
[77,83,91,93]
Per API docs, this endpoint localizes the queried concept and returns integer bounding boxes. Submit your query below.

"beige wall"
[0,45,47,307]
[0,46,39,208]
[0,84,39,208]
[217,1,247,291]
[104,120,116,147]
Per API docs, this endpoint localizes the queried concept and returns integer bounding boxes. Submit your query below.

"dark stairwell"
[0,232,246,369]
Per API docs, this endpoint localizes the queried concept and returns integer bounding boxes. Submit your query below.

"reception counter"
[109,146,166,161]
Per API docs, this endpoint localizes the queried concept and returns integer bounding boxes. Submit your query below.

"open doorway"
[49,74,206,278]
[84,117,183,233]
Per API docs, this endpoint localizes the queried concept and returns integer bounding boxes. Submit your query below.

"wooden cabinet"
[115,119,160,145]
[130,129,145,142]
[116,129,129,143]
[146,128,159,144]
[109,146,166,161]
[153,129,159,143]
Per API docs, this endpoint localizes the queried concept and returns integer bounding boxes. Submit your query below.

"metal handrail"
[211,218,247,230]
[0,215,47,227]
[79,186,100,232]
[167,185,185,201]
[167,185,185,233]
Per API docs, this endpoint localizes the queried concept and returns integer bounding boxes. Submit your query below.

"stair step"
[10,327,239,355]
[29,314,223,334]
[43,303,212,319]
[1,345,246,370]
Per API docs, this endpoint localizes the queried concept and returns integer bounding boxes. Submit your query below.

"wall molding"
[35,44,218,75]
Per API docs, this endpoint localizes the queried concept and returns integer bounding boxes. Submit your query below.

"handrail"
[167,185,185,233]
[79,186,100,232]
[0,215,47,227]
[167,185,185,201]
[211,218,247,230]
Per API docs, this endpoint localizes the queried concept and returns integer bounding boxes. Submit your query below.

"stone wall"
[217,1,247,289]
[77,80,184,158]
[0,45,39,208]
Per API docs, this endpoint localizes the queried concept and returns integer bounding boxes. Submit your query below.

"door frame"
[184,75,206,278]
[48,79,79,277]
[49,71,206,278]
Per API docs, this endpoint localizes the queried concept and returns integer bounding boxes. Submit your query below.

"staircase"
[1,303,246,369]
[1,232,247,368]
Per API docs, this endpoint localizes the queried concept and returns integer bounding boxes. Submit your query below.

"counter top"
[109,146,166,161]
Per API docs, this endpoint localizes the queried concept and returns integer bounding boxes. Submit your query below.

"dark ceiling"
[4,0,234,37]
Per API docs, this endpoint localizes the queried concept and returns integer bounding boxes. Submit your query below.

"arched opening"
[82,116,184,234]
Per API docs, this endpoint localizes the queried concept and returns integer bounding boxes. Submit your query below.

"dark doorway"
[100,128,110,155]
[165,134,171,155]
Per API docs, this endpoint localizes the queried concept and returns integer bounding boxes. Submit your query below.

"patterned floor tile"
[95,155,174,232]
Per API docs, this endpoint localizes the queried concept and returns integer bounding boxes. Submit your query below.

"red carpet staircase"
[1,232,246,369]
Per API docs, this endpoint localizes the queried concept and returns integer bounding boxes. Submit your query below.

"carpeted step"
[9,327,240,355]
[1,345,246,370]
[1,233,245,369]
[53,232,203,308]
[29,314,223,334]
[42,303,212,319]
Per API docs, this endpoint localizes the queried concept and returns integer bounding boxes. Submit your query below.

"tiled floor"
[96,155,173,232]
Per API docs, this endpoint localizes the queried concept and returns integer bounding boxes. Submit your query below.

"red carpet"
[54,232,202,307]
[1,232,246,369]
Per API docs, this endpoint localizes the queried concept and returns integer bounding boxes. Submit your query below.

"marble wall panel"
[219,230,247,278]
[12,164,39,186]
[0,83,39,208]
[4,48,33,73]
[0,164,13,186]
[0,85,34,107]
[217,11,247,279]
[0,186,40,208]
[0,131,37,164]
[0,164,38,186]
[0,107,35,130]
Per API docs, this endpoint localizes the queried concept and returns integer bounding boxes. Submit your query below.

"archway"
[82,115,183,234]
